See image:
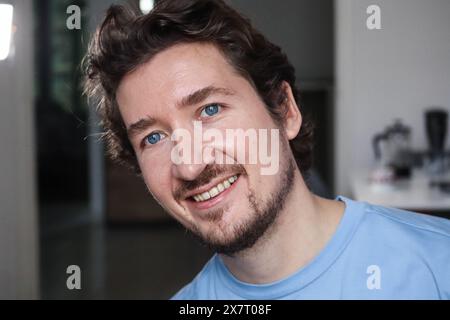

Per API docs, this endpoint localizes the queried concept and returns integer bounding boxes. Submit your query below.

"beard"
[184,150,297,256]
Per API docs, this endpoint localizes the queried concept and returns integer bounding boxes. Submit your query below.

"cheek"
[142,172,171,204]
[211,118,278,167]
[138,149,173,200]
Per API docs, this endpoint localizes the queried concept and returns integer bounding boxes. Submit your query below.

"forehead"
[116,42,250,122]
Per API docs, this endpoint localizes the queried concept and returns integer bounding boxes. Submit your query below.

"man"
[84,0,450,299]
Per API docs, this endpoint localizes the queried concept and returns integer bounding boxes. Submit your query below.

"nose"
[170,122,214,181]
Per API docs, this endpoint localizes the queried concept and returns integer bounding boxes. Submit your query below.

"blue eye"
[145,132,164,145]
[200,104,221,117]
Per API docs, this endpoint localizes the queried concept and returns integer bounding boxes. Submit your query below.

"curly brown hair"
[83,0,314,174]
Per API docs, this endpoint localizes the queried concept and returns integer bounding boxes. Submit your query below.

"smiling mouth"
[189,174,240,203]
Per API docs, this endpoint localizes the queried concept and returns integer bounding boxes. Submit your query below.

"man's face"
[117,43,296,255]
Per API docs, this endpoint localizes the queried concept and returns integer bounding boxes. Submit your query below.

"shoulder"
[363,202,450,272]
[343,197,450,298]
[171,255,218,300]
[363,200,450,241]
[337,197,450,298]
[339,196,450,242]
[361,201,450,267]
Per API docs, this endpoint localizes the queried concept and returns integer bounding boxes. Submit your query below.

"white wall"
[0,0,38,299]
[335,0,450,194]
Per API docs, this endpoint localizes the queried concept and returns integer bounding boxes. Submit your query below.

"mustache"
[174,164,247,200]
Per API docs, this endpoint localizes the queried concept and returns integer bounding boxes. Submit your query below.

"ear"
[280,81,302,140]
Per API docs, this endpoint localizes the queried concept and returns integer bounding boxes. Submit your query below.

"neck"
[220,169,345,284]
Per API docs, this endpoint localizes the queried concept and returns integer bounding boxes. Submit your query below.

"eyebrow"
[127,116,157,140]
[177,86,235,109]
[127,86,235,139]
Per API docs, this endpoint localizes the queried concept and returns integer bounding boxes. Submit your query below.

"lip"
[183,173,240,200]
[185,174,241,211]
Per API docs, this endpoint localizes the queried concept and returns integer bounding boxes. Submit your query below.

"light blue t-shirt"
[172,196,450,299]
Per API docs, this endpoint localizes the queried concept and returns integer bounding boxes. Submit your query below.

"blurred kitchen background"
[0,0,449,299]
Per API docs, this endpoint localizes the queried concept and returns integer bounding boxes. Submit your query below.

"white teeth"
[192,175,239,202]
[201,192,211,200]
[209,187,219,197]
